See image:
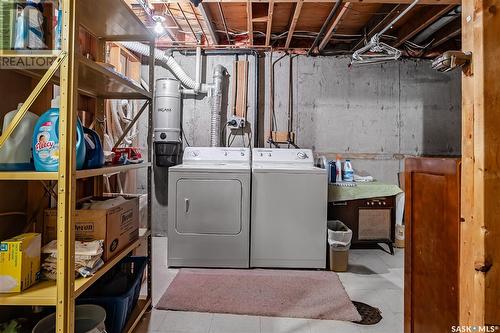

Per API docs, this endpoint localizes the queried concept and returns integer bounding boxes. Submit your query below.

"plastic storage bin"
[327,220,352,272]
[77,256,147,333]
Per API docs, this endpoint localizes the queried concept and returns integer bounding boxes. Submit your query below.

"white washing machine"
[167,147,250,268]
[251,148,327,269]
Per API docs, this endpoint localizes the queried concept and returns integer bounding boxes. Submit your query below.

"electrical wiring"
[182,130,191,147]
[342,5,396,15]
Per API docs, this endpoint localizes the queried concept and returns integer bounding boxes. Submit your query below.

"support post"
[460,0,500,326]
[56,0,78,331]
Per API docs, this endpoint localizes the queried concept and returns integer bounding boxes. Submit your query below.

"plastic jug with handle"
[32,96,86,171]
[0,103,39,170]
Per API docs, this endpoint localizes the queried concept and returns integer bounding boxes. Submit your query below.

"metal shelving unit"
[0,0,154,332]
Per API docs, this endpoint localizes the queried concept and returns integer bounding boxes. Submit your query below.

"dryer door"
[175,179,242,235]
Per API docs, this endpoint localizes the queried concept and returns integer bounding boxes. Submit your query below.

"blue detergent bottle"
[33,96,86,171]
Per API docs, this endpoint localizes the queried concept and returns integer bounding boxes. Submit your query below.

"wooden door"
[404,157,461,333]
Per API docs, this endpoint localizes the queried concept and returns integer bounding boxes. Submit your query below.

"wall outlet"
[228,116,246,129]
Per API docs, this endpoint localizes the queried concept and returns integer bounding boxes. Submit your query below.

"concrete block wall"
[266,54,461,184]
[139,52,461,235]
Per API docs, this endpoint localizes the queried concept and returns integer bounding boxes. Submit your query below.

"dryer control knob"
[297,151,308,159]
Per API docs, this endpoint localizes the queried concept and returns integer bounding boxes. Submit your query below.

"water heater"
[154,78,182,167]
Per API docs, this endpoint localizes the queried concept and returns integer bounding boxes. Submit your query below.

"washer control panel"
[183,147,250,164]
[252,148,314,165]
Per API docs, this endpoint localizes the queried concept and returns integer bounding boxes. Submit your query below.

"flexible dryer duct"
[120,42,226,148]
[120,42,208,93]
[211,65,224,147]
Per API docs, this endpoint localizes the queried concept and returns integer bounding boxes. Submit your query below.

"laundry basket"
[77,256,147,333]
[327,220,352,272]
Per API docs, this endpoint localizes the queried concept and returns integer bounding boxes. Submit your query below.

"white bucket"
[32,304,106,333]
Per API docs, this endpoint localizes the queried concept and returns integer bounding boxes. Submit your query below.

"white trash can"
[327,220,352,272]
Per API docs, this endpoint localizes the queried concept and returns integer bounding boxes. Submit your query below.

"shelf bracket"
[113,100,150,149]
[0,52,66,149]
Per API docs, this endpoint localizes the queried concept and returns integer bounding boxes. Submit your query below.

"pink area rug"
[156,269,361,322]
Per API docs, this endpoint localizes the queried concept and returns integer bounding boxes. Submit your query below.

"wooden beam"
[189,3,208,44]
[177,3,199,43]
[247,0,253,45]
[154,0,461,5]
[460,0,500,327]
[217,2,231,44]
[351,4,407,51]
[198,3,219,45]
[285,0,303,49]
[430,17,461,48]
[265,0,274,46]
[393,4,455,48]
[165,3,183,41]
[318,2,351,51]
[235,60,249,118]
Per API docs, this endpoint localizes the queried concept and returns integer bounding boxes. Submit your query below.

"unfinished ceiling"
[130,0,462,57]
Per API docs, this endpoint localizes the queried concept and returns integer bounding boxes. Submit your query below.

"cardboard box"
[0,233,41,293]
[108,193,148,228]
[44,196,139,261]
[395,224,405,248]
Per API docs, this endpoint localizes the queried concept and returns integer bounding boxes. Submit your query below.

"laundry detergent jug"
[0,103,39,171]
[33,96,86,171]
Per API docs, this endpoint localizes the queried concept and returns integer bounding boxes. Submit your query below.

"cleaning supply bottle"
[343,159,354,182]
[335,155,342,182]
[83,127,104,169]
[0,103,39,171]
[54,0,62,50]
[33,96,86,171]
[14,0,47,50]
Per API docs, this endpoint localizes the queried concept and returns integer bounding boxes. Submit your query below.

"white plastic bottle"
[335,155,342,182]
[0,103,39,170]
[343,159,354,182]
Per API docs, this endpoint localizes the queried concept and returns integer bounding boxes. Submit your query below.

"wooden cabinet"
[404,157,461,333]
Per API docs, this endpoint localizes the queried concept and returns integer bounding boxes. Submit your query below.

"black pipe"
[173,49,260,147]
[306,0,344,56]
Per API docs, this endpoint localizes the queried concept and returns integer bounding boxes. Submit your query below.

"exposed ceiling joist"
[350,4,407,51]
[431,17,461,48]
[198,3,219,44]
[153,0,461,5]
[189,2,208,43]
[394,4,456,47]
[318,2,351,51]
[217,2,231,44]
[247,0,254,45]
[177,3,199,42]
[284,0,303,49]
[265,0,274,46]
